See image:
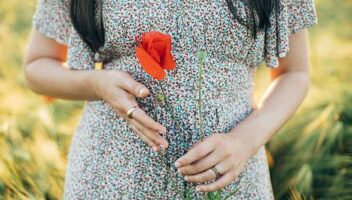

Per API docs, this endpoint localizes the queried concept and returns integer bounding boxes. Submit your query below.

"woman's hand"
[174,133,256,192]
[173,30,312,193]
[90,69,168,152]
[24,28,168,152]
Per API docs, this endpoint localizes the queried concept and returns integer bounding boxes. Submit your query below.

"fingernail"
[139,88,148,96]
[152,146,158,152]
[160,145,165,150]
[184,176,189,181]
[196,187,201,192]
[174,161,181,168]
[177,168,182,174]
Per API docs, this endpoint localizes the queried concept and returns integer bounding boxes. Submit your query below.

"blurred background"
[0,0,351,199]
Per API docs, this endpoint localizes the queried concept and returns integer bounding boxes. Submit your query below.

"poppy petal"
[161,51,176,70]
[160,35,176,70]
[146,38,161,63]
[141,31,160,48]
[150,38,166,56]
[136,46,166,80]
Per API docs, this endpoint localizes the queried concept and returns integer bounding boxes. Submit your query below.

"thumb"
[119,75,150,98]
[135,84,150,98]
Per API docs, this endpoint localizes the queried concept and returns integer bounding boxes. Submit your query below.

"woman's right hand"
[90,69,168,152]
[23,28,167,152]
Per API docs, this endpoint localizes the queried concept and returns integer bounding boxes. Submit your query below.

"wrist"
[86,70,104,100]
[229,127,261,156]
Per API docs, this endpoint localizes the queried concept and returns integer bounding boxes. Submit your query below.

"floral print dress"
[32,0,318,199]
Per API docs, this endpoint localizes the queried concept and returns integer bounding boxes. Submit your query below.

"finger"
[184,168,217,183]
[117,93,167,134]
[184,158,233,183]
[196,170,237,193]
[187,140,202,152]
[129,107,167,133]
[129,123,159,151]
[178,149,224,175]
[117,72,150,98]
[175,135,217,168]
[130,118,169,150]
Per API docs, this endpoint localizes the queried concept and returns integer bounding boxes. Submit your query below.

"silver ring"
[126,105,139,119]
[211,166,222,179]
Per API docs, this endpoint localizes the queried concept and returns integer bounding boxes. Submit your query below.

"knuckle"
[114,102,123,112]
[117,70,129,78]
[114,102,123,110]
[224,150,231,158]
[223,145,232,157]
[118,73,134,87]
[113,70,129,81]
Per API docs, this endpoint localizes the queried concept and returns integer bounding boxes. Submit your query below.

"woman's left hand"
[174,133,256,192]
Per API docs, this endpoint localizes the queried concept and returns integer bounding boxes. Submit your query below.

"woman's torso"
[64,1,273,199]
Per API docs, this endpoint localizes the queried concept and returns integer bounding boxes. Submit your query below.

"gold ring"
[211,166,222,179]
[127,105,139,119]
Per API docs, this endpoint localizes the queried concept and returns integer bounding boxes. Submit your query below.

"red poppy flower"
[135,31,176,80]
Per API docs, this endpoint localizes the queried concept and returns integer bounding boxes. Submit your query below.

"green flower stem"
[154,80,183,196]
[197,52,206,142]
[158,82,182,136]
[153,103,173,196]
[197,50,208,200]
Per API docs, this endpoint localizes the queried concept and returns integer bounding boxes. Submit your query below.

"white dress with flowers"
[32,0,318,199]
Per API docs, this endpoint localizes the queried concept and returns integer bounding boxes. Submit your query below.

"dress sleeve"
[287,0,318,35]
[32,0,72,45]
[32,0,96,70]
[264,0,318,68]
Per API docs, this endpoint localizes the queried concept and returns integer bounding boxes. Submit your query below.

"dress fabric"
[32,0,318,199]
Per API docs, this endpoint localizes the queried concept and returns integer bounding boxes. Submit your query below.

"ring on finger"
[210,166,222,180]
[126,105,139,119]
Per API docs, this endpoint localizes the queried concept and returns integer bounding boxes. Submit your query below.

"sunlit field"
[0,0,351,199]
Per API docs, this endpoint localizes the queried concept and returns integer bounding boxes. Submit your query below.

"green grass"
[268,89,352,199]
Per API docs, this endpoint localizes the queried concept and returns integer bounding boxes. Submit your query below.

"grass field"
[0,0,351,199]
